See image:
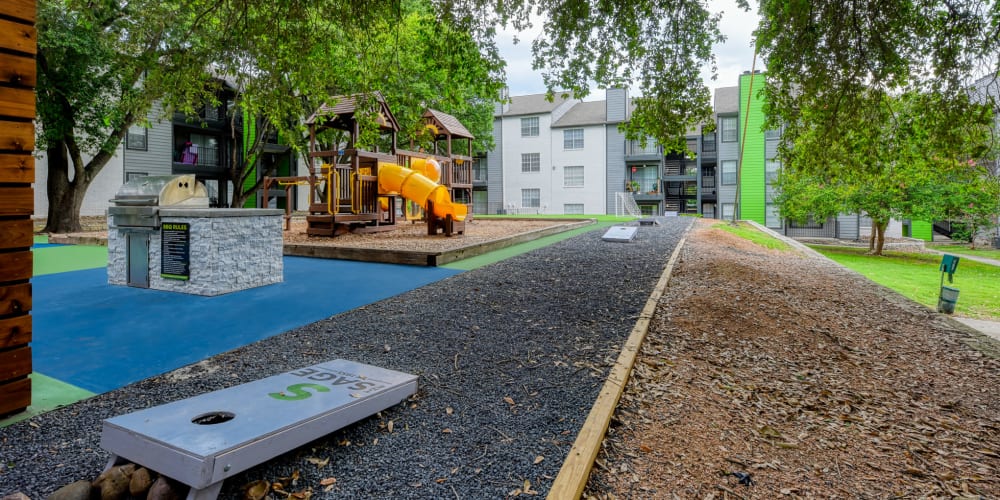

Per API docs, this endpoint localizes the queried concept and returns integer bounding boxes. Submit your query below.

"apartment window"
[563,128,584,149]
[765,159,781,184]
[765,128,781,140]
[521,153,540,172]
[702,131,716,152]
[521,117,539,137]
[126,124,147,151]
[721,116,738,142]
[564,203,584,215]
[721,160,737,185]
[564,165,584,187]
[522,188,541,208]
[765,203,782,228]
[722,203,735,220]
[125,171,147,183]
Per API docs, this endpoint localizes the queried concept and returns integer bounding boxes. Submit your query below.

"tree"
[431,0,726,151]
[212,0,506,208]
[773,91,992,255]
[756,0,997,136]
[37,0,727,228]
[36,0,219,232]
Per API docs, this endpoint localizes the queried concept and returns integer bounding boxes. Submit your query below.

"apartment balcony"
[472,166,488,187]
[632,192,662,202]
[663,158,698,178]
[625,140,663,161]
[172,146,228,176]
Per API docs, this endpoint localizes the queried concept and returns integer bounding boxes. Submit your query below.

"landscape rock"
[92,464,134,500]
[146,477,183,500]
[44,480,89,500]
[128,467,154,497]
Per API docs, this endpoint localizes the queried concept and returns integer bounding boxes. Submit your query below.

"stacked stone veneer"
[109,209,284,296]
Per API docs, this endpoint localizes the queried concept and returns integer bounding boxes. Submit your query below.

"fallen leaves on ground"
[586,220,1000,498]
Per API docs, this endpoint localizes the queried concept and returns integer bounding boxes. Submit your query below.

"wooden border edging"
[284,219,595,266]
[546,232,689,499]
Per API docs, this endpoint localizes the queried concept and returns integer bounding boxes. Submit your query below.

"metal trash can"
[937,286,960,314]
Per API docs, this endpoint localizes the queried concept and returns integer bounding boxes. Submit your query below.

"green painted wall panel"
[911,220,933,241]
[242,109,257,208]
[738,73,766,224]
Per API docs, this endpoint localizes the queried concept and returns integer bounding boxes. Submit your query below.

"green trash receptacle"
[938,286,960,314]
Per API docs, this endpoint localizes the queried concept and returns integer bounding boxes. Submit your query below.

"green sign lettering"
[268,383,331,401]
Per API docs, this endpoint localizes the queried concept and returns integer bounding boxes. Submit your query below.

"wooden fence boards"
[0,315,32,349]
[0,186,33,214]
[0,19,36,55]
[0,219,32,250]
[0,52,36,87]
[0,252,32,282]
[0,154,33,183]
[0,0,36,416]
[0,87,35,119]
[0,283,32,317]
[0,0,37,23]
[0,120,34,151]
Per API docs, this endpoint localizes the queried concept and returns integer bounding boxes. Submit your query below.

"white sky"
[496,0,759,101]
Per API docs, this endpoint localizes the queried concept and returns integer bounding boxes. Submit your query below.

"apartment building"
[483,76,863,240]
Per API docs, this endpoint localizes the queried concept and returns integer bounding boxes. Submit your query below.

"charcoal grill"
[109,174,209,229]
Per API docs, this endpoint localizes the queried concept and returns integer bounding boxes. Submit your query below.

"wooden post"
[0,0,36,416]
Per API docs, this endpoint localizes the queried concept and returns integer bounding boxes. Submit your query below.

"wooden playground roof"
[423,109,474,140]
[306,92,400,132]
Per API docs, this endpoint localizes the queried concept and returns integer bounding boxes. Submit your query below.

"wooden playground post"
[0,0,36,416]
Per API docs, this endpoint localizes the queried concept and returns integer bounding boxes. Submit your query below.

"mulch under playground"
[0,218,690,498]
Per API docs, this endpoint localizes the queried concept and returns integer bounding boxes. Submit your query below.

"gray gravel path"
[0,217,690,499]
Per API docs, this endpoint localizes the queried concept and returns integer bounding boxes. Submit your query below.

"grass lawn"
[714,222,791,251]
[811,246,1000,320]
[926,243,1000,261]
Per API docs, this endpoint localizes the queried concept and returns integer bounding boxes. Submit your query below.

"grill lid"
[112,175,209,207]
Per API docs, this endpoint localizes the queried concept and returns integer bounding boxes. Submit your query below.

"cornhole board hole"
[602,226,638,243]
[100,359,417,500]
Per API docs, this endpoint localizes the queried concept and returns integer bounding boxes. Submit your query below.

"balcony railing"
[702,176,715,188]
[664,160,698,176]
[626,141,662,156]
[176,146,222,167]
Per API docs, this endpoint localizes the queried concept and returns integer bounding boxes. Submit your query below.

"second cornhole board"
[100,359,417,499]
[602,226,638,242]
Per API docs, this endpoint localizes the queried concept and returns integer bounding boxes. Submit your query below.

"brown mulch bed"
[282,218,576,252]
[586,219,1000,499]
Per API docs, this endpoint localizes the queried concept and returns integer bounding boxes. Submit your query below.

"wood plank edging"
[546,229,691,499]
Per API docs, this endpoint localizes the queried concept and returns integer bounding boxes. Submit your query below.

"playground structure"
[263,93,475,237]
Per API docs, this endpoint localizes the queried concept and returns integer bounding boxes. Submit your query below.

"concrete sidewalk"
[925,248,1000,267]
[954,317,1000,342]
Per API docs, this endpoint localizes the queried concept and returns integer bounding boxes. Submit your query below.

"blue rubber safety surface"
[32,256,461,393]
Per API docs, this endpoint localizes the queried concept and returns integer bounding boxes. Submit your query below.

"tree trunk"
[873,220,887,256]
[42,142,87,233]
[868,228,876,253]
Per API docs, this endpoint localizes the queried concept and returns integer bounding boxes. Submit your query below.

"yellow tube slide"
[378,161,467,222]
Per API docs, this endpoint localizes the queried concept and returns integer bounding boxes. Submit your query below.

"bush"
[949,222,973,243]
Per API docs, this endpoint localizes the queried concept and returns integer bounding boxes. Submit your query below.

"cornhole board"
[100,359,417,500]
[602,226,638,243]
